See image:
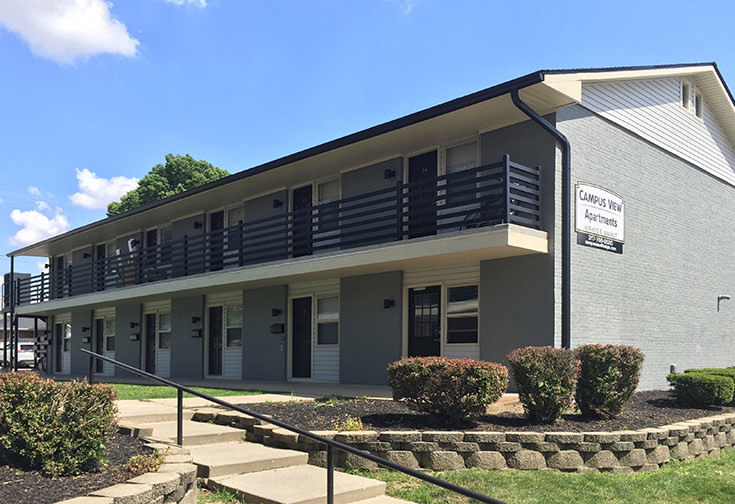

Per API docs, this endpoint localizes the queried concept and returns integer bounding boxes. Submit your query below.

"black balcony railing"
[15,155,540,306]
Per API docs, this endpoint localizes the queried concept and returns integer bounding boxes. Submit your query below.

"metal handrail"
[81,349,506,504]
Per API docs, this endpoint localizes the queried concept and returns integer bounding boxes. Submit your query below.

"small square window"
[317,322,339,345]
[158,332,171,349]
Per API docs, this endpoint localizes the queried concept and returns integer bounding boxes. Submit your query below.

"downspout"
[510,89,572,349]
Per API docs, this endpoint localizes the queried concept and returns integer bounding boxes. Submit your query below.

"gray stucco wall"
[114,303,142,377]
[558,104,735,389]
[171,295,205,379]
[242,285,287,381]
[70,310,92,375]
[340,271,403,385]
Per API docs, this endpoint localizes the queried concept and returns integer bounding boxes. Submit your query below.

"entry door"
[408,286,441,357]
[209,211,224,271]
[144,314,156,374]
[55,323,63,372]
[94,318,104,373]
[292,297,312,378]
[208,306,223,376]
[292,186,313,257]
[408,151,438,238]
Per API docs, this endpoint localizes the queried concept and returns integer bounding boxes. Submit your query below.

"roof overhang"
[10,63,733,259]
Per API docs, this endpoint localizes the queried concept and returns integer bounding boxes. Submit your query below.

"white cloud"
[69,168,138,209]
[0,0,139,65]
[9,202,70,247]
[27,186,40,196]
[163,0,207,7]
[387,0,421,14]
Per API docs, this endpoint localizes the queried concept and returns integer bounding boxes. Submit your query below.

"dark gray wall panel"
[114,303,142,377]
[243,285,287,381]
[340,271,402,385]
[171,295,205,379]
[70,310,92,376]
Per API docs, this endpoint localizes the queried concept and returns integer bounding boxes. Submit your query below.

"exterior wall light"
[192,316,201,323]
[383,298,395,309]
[193,221,203,229]
[272,308,282,317]
[384,168,396,180]
[273,199,283,208]
[718,295,731,312]
[130,322,139,328]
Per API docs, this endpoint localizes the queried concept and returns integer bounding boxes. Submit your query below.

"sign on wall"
[575,183,624,254]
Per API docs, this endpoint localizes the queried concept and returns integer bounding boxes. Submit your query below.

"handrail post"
[395,180,403,241]
[177,389,184,445]
[88,352,94,385]
[327,445,334,504]
[503,154,511,224]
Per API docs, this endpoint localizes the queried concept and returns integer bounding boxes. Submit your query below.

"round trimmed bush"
[507,346,578,424]
[575,344,645,419]
[388,356,508,426]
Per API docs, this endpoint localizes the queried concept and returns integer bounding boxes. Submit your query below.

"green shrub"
[574,344,645,419]
[388,357,508,426]
[667,372,734,408]
[0,372,118,477]
[507,346,578,424]
[683,368,735,405]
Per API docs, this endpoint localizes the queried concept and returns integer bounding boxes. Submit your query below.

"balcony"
[13,155,541,307]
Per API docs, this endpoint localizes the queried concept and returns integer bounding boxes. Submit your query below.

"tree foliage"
[106,154,230,216]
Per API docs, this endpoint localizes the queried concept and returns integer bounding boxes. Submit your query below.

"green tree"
[106,154,230,216]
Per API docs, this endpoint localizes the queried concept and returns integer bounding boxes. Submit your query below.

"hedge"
[667,372,734,408]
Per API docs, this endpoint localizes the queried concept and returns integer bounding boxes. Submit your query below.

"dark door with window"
[209,211,224,271]
[208,306,223,376]
[408,151,438,238]
[55,323,63,372]
[144,314,156,374]
[408,286,441,357]
[94,318,104,373]
[292,186,313,257]
[292,297,312,378]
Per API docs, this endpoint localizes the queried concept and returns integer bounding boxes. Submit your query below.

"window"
[445,141,478,206]
[681,81,691,110]
[225,305,243,347]
[158,313,171,349]
[317,297,339,345]
[694,90,703,119]
[446,285,479,344]
[63,323,72,352]
[105,318,116,351]
[317,179,340,204]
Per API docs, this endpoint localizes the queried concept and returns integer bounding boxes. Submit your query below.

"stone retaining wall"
[55,443,196,504]
[192,409,735,473]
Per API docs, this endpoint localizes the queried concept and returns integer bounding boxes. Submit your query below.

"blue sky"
[1,0,734,275]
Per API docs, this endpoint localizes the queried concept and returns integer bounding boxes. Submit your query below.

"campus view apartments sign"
[575,183,624,254]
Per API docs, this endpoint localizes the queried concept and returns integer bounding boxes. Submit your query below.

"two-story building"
[5,63,735,389]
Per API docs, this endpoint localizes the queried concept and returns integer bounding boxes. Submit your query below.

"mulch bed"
[243,390,735,433]
[0,432,152,504]
[1,390,732,504]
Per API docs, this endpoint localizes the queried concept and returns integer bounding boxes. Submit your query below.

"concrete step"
[188,441,308,478]
[140,420,246,446]
[116,399,194,423]
[210,464,386,504]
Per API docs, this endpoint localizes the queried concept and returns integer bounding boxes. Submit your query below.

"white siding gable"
[581,78,735,186]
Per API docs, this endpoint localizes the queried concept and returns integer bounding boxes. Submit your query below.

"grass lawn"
[361,449,735,504]
[106,383,271,401]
